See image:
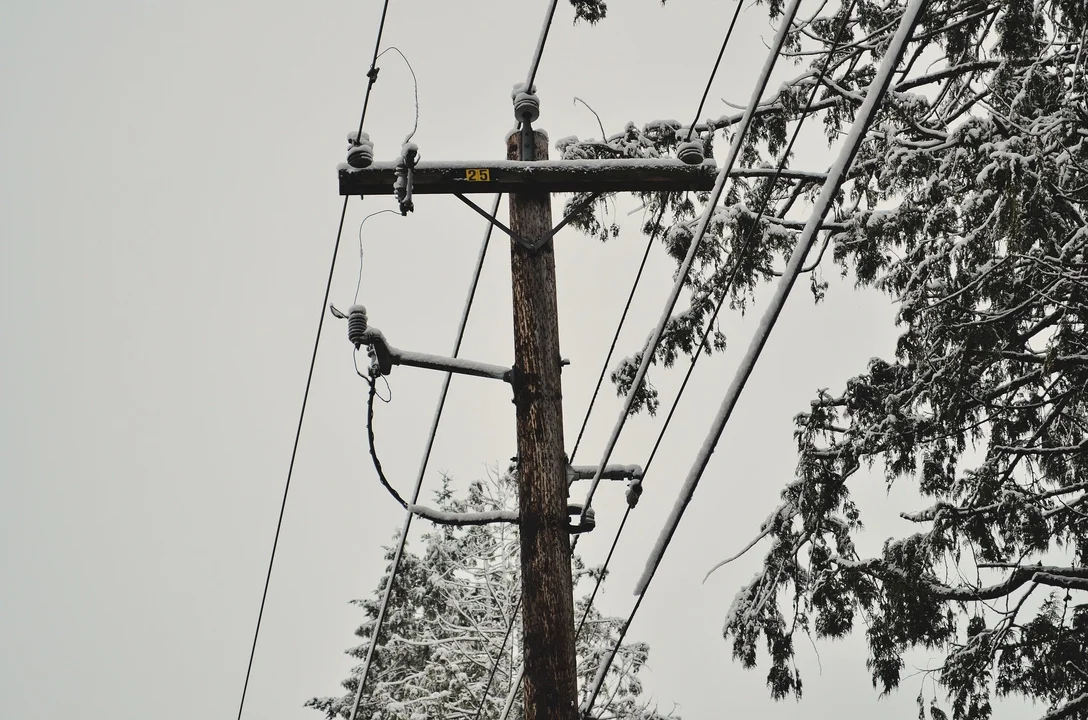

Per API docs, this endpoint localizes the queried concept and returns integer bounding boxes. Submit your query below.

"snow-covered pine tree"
[308,472,675,720]
[560,0,1086,718]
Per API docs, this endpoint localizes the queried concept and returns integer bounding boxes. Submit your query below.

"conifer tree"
[308,473,675,720]
[561,1,1086,717]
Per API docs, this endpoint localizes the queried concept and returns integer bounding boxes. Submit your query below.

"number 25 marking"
[465,168,491,182]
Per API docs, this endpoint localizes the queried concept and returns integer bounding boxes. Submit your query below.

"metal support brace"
[453,191,601,251]
[566,464,643,483]
[330,304,513,382]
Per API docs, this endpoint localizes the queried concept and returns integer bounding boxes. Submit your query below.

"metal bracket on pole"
[453,191,601,251]
[333,304,512,383]
[359,326,512,383]
[566,464,643,483]
[567,463,644,509]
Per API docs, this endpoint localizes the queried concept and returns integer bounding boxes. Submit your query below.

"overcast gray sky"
[0,2,1029,720]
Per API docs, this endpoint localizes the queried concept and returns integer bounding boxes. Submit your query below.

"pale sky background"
[0,2,1029,720]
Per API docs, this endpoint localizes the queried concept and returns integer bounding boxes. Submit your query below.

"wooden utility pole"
[340,102,712,720]
[507,124,578,720]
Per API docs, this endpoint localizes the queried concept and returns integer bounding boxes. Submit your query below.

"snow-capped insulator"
[347,305,369,348]
[513,91,540,124]
[676,139,705,165]
[346,131,375,169]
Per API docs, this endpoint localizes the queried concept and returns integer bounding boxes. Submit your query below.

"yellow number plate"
[465,168,491,181]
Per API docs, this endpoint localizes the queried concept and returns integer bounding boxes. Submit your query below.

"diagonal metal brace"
[453,191,601,251]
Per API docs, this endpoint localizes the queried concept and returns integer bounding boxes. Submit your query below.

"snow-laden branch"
[407,504,519,527]
[1038,690,1088,720]
[831,557,1088,601]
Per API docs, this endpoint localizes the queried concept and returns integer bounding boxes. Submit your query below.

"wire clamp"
[393,142,419,215]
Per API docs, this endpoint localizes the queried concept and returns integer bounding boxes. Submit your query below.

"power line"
[469,201,667,720]
[577,0,805,526]
[569,202,669,461]
[346,194,503,720]
[633,0,928,600]
[237,4,393,716]
[643,0,863,485]
[357,0,392,137]
[572,0,861,704]
[524,0,561,91]
[684,0,745,142]
[581,0,930,713]
[236,197,349,720]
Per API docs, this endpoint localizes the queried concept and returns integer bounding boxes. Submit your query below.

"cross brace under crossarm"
[339,158,722,196]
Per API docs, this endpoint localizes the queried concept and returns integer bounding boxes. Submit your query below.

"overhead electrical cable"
[236,2,392,717]
[524,0,561,91]
[633,0,928,601]
[346,194,504,720]
[683,0,746,142]
[577,0,806,527]
[572,0,860,679]
[581,0,930,713]
[569,202,670,460]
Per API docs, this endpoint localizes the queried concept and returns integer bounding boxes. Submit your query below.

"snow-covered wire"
[579,0,916,710]
[577,0,805,528]
[639,0,864,502]
[355,209,399,305]
[346,194,503,720]
[632,0,929,602]
[684,0,745,142]
[375,46,420,145]
[524,0,560,92]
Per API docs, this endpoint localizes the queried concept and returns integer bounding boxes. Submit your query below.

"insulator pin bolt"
[347,131,375,169]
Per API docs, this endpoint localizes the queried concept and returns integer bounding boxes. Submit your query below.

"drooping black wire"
[684,0,745,142]
[238,3,392,718]
[579,2,863,713]
[236,197,350,720]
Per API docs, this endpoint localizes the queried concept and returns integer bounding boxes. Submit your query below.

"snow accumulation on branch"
[407,504,519,527]
[830,557,1088,601]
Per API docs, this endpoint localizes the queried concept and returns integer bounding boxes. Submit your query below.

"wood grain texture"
[508,129,578,720]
